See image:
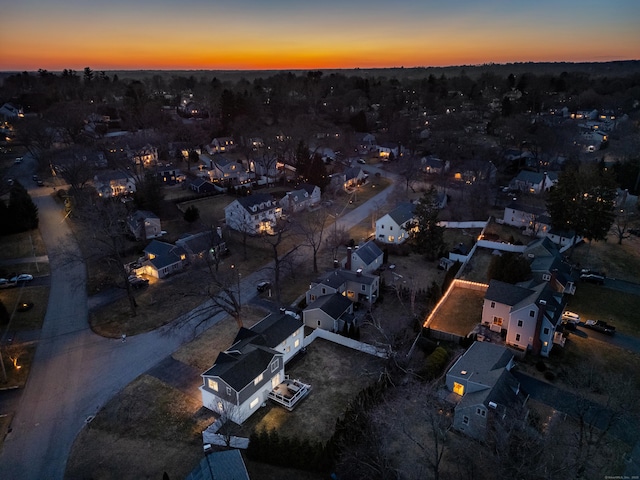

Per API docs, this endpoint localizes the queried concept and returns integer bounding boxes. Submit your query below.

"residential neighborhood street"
[0,176,401,480]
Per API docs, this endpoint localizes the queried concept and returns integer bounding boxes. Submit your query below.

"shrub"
[421,346,449,380]
[544,371,556,381]
[535,360,547,372]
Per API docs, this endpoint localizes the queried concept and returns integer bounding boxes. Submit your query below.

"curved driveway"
[0,171,402,480]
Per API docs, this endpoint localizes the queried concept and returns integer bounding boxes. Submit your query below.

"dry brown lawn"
[0,230,47,262]
[65,375,214,480]
[458,247,494,283]
[427,286,485,335]
[571,234,640,283]
[0,285,49,331]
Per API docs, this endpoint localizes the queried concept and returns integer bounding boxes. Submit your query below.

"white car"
[561,311,580,324]
[10,274,33,282]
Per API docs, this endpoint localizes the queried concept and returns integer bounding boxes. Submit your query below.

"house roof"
[353,240,383,266]
[387,202,415,226]
[315,268,378,288]
[505,200,547,217]
[176,230,224,255]
[144,240,186,269]
[185,448,250,480]
[514,170,558,185]
[232,312,303,350]
[233,193,276,213]
[298,183,318,195]
[485,280,535,307]
[343,166,363,181]
[203,344,279,391]
[305,293,353,319]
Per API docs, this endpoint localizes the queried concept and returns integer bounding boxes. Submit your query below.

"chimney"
[346,247,352,271]
[356,268,363,277]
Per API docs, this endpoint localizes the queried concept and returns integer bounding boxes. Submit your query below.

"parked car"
[584,319,616,335]
[580,273,605,285]
[37,179,44,186]
[256,281,271,293]
[14,157,22,164]
[10,274,33,282]
[357,158,366,164]
[562,311,580,324]
[0,278,11,288]
[32,174,39,181]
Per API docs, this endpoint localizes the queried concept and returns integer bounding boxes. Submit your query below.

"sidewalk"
[0,255,49,266]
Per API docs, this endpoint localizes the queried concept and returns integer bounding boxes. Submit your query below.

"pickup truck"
[584,319,616,335]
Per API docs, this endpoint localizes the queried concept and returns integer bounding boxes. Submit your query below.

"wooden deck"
[268,378,311,411]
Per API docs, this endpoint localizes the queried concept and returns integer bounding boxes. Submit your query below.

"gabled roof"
[514,170,558,185]
[343,166,364,181]
[202,344,279,391]
[314,268,378,288]
[485,279,535,307]
[185,448,250,480]
[298,183,319,195]
[232,312,303,350]
[176,230,224,255]
[386,202,415,226]
[233,193,276,213]
[505,200,547,217]
[305,293,353,319]
[144,240,186,269]
[353,240,383,266]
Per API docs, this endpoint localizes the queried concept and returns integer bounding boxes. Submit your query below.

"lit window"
[453,382,464,396]
[254,373,264,386]
[294,339,300,348]
[208,379,218,391]
[250,397,259,409]
[493,316,503,326]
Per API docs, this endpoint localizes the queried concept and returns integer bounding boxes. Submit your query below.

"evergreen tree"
[183,205,200,223]
[409,187,446,260]
[6,182,38,233]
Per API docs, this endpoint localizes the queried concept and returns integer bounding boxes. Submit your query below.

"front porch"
[268,377,311,411]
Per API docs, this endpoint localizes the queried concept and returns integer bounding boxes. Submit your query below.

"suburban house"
[337,166,367,191]
[185,449,250,480]
[421,156,450,175]
[224,193,281,235]
[482,279,566,357]
[502,200,551,237]
[377,142,399,159]
[207,155,250,185]
[93,171,137,197]
[354,132,376,153]
[280,183,321,213]
[249,157,279,181]
[525,238,576,295]
[306,268,380,306]
[175,229,227,263]
[0,102,23,120]
[342,241,384,274]
[510,170,558,194]
[157,167,184,185]
[139,240,187,279]
[375,202,416,245]
[129,143,158,167]
[445,341,524,441]
[189,177,217,194]
[206,137,236,154]
[303,292,355,332]
[200,311,305,424]
[502,201,581,246]
[127,210,162,241]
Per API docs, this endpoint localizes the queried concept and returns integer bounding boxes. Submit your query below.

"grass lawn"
[0,285,49,331]
[427,285,485,335]
[0,344,36,389]
[565,283,640,336]
[65,375,214,480]
[570,235,640,283]
[0,230,47,263]
[459,247,494,283]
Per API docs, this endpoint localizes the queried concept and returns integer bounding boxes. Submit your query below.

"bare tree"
[76,197,139,317]
[261,221,303,303]
[208,399,243,447]
[298,208,330,273]
[610,206,634,245]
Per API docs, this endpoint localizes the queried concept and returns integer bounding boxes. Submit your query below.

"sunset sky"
[1,0,639,72]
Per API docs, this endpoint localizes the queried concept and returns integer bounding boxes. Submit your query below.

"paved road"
[0,167,402,480]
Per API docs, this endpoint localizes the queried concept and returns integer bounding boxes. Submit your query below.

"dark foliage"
[0,181,39,235]
[487,252,532,284]
[183,205,200,223]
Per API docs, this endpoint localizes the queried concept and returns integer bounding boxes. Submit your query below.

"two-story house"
[127,210,162,241]
[525,238,576,295]
[206,137,236,154]
[342,241,384,274]
[280,183,321,213]
[175,228,227,264]
[510,171,558,194]
[93,171,137,198]
[224,193,281,235]
[482,279,565,357]
[446,341,525,441]
[200,311,304,424]
[375,202,416,245]
[502,200,551,237]
[306,268,380,307]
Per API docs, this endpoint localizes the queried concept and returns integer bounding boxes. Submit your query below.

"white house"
[224,193,281,235]
[93,171,137,197]
[140,240,187,279]
[482,280,565,357]
[306,269,380,307]
[280,183,321,213]
[502,200,551,237]
[376,202,416,245]
[206,137,236,154]
[510,171,558,194]
[127,210,162,241]
[342,241,384,274]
